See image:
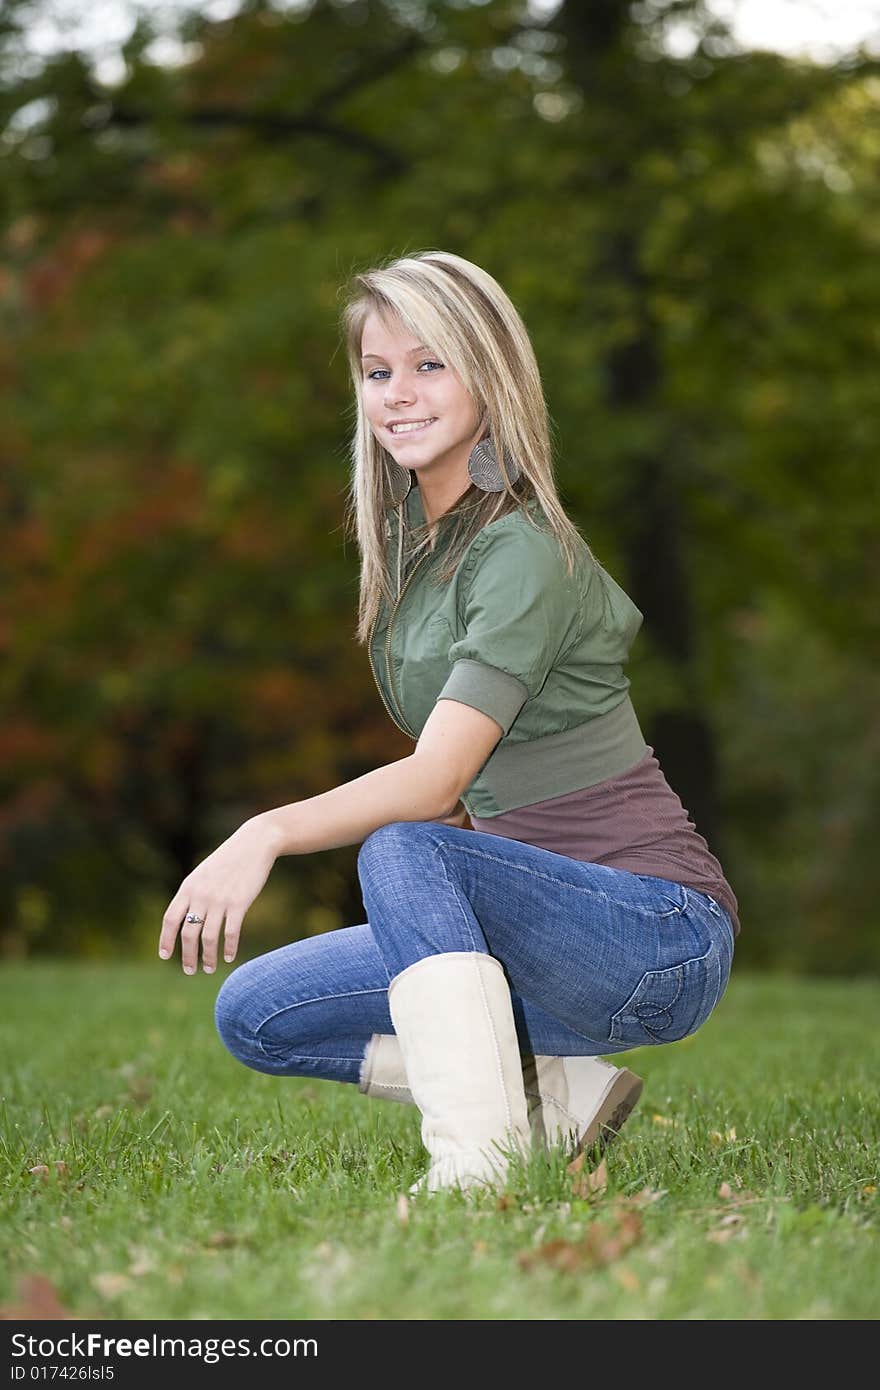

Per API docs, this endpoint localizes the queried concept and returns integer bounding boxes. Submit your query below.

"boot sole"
[575,1069,643,1161]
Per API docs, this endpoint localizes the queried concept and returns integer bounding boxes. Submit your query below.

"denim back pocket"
[608,947,715,1047]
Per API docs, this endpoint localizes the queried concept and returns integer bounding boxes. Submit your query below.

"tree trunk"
[552,0,719,843]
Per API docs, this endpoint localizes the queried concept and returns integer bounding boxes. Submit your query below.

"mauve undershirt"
[469,747,741,937]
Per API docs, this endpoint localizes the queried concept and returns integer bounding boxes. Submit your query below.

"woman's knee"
[357,820,435,880]
[214,961,282,1074]
[358,819,406,856]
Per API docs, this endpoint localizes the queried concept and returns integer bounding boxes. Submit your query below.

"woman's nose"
[385,384,416,407]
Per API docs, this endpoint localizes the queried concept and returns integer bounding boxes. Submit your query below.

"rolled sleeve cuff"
[435,658,529,736]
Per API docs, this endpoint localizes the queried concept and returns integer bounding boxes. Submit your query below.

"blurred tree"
[1,0,877,970]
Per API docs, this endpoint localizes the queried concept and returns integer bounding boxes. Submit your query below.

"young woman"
[158,250,739,1195]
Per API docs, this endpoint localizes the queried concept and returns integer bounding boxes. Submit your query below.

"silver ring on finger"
[185,912,205,925]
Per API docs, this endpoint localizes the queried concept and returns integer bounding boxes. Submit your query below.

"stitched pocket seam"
[608,944,712,1044]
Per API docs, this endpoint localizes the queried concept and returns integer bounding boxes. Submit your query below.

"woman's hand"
[158,815,278,974]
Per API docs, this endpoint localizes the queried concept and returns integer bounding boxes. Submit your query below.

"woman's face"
[360,310,483,482]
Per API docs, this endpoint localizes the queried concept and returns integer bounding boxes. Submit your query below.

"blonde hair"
[339,249,594,645]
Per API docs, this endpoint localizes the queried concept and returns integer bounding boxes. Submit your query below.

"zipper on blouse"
[367,547,434,739]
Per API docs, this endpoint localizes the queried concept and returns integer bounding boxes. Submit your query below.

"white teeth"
[390,418,436,434]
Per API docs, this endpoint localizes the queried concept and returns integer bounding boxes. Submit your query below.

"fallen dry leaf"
[706,1224,746,1244]
[626,1187,668,1207]
[611,1264,642,1292]
[518,1238,583,1274]
[706,1209,748,1244]
[203,1231,238,1249]
[517,1210,643,1273]
[0,1275,75,1321]
[27,1162,69,1182]
[570,1156,608,1199]
[91,1273,132,1295]
[124,1075,154,1106]
[716,1182,758,1209]
[91,1272,131,1298]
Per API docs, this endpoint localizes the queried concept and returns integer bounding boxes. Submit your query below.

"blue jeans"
[214,821,735,1084]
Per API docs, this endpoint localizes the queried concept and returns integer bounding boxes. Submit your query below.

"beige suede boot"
[386,952,532,1194]
[359,1033,642,1162]
[521,1054,643,1159]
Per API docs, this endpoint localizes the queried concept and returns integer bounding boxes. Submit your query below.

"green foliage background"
[2,0,878,972]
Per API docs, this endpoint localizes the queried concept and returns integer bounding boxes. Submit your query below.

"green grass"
[1,962,878,1320]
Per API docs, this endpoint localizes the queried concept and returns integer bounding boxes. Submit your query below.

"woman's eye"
[366,360,444,380]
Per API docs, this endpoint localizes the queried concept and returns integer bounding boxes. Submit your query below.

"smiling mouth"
[388,418,437,436]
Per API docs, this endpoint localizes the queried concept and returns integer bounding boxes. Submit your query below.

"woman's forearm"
[255,754,456,857]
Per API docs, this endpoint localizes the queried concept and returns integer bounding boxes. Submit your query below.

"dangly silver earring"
[467,434,521,492]
[384,458,413,507]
